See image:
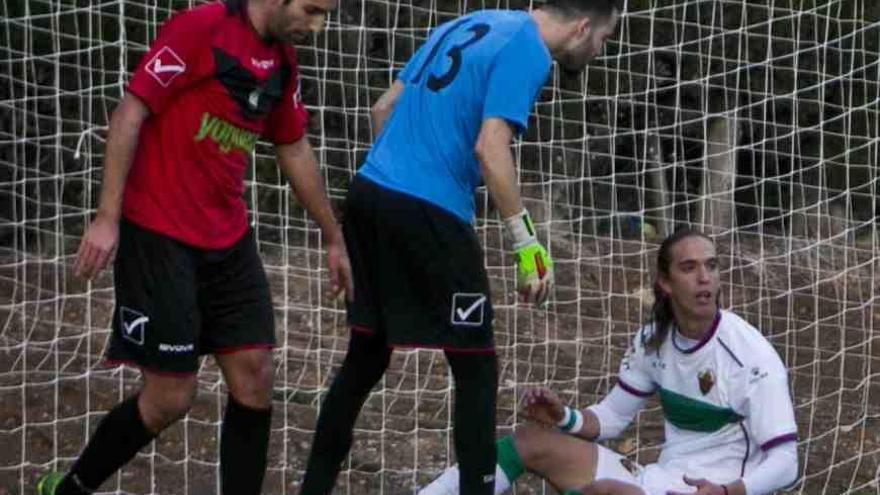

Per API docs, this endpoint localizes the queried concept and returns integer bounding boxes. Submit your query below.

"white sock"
[419,466,460,495]
[493,464,511,494]
[419,464,512,495]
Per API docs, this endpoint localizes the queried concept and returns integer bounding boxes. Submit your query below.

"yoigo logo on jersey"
[194,112,259,154]
[158,343,194,354]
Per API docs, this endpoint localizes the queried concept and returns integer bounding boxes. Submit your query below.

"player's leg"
[42,371,197,495]
[299,330,392,494]
[198,228,277,495]
[509,423,600,491]
[579,479,646,495]
[300,176,392,494]
[445,350,498,495]
[39,219,202,495]
[420,424,643,495]
[215,349,274,495]
[373,185,498,494]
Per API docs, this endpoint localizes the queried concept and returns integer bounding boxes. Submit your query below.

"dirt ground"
[1,228,878,495]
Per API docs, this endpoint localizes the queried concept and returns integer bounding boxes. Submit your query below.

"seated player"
[420,229,799,495]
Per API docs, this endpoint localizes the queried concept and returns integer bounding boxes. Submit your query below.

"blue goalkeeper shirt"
[358,10,551,223]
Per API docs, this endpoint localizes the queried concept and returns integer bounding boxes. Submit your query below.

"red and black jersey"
[124,0,308,249]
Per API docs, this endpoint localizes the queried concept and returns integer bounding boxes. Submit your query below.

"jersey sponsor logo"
[251,57,276,70]
[698,369,715,395]
[749,366,769,384]
[194,112,259,154]
[450,292,486,327]
[158,343,195,353]
[145,46,186,87]
[119,306,149,346]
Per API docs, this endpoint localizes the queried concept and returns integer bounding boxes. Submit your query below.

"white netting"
[1,0,879,494]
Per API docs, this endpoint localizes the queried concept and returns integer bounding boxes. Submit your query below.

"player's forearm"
[574,409,601,441]
[97,93,149,221]
[584,385,648,441]
[370,80,405,138]
[739,442,798,495]
[475,119,523,219]
[370,105,392,138]
[276,139,342,243]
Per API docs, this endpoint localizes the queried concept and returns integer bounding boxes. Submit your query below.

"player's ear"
[656,274,672,299]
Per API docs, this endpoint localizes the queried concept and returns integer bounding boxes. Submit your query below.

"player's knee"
[227,353,274,409]
[512,423,558,469]
[342,335,392,387]
[139,379,197,430]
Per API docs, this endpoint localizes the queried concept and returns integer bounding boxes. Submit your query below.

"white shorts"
[594,445,692,495]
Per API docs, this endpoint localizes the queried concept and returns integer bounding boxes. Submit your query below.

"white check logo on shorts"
[451,293,486,327]
[145,46,186,87]
[120,306,149,346]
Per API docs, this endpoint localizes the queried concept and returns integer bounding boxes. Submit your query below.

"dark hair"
[541,0,620,20]
[645,228,714,352]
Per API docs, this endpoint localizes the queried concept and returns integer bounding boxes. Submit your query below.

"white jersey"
[616,310,798,485]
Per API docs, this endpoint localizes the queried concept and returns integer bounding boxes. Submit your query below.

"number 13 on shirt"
[411,19,492,92]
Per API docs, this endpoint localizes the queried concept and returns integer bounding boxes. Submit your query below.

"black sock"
[220,395,272,495]
[446,351,498,495]
[58,395,155,495]
[299,331,392,494]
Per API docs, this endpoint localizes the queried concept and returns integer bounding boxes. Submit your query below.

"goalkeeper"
[299,1,619,494]
[420,230,799,495]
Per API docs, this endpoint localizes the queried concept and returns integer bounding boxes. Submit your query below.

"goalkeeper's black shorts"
[343,175,494,352]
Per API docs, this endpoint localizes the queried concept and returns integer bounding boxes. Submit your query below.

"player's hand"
[74,213,119,280]
[325,229,353,301]
[667,476,728,495]
[520,386,565,426]
[503,209,553,306]
[514,241,553,305]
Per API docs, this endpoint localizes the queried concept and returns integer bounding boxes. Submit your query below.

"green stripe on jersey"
[659,387,744,432]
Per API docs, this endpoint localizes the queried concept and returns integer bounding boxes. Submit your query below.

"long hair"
[645,228,713,352]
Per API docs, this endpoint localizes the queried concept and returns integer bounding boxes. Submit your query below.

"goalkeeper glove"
[503,209,554,305]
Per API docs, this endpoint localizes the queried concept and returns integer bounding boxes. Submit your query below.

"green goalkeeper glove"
[504,209,554,305]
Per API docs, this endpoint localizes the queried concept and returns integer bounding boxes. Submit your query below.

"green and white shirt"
[615,310,798,483]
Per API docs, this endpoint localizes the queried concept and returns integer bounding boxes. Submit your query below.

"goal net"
[1,0,878,493]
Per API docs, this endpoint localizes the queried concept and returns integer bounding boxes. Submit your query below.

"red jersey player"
[37,1,345,494]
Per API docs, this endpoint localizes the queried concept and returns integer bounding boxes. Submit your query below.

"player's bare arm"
[521,386,601,440]
[276,137,353,299]
[476,118,553,305]
[370,79,405,137]
[74,93,150,280]
[475,118,523,218]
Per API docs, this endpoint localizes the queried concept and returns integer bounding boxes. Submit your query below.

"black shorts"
[343,175,494,351]
[105,219,275,374]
